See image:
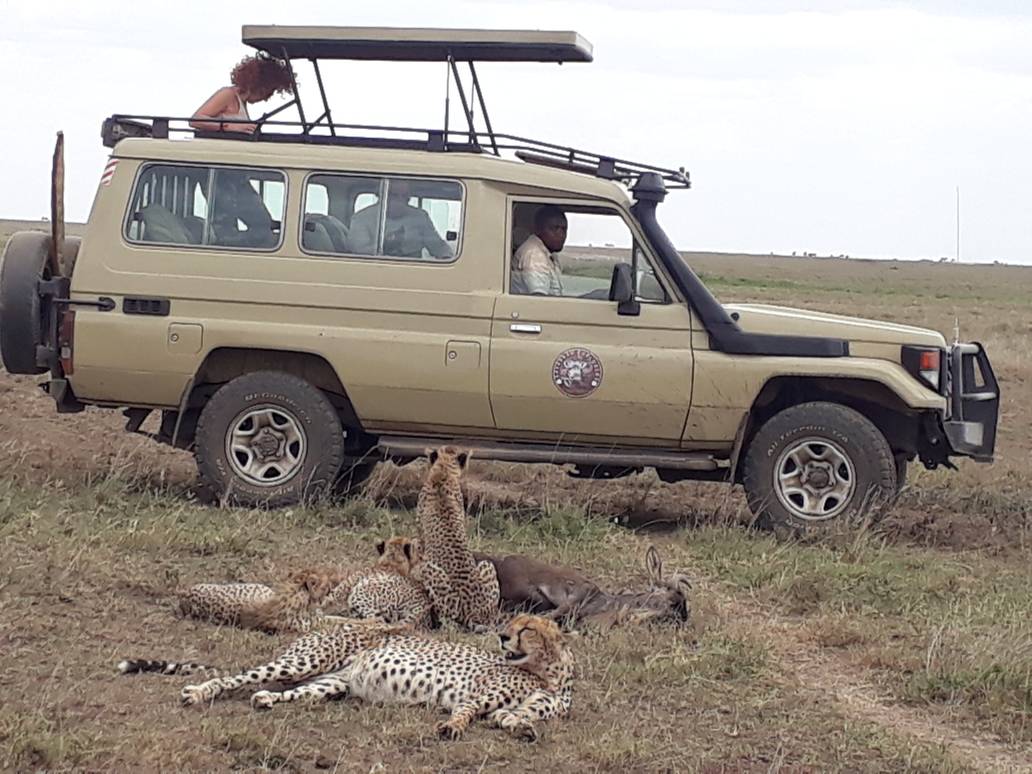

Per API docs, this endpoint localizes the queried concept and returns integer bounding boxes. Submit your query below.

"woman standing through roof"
[190,54,295,134]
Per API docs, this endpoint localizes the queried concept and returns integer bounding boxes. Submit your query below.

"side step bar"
[376,435,725,471]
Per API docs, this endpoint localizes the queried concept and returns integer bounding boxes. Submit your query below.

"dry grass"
[1,235,1031,770]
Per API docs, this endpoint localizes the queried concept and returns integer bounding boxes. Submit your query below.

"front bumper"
[942,342,999,462]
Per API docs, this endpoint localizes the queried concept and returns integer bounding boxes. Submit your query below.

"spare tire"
[0,231,52,374]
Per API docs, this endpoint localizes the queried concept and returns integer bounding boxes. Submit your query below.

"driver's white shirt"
[511,234,563,296]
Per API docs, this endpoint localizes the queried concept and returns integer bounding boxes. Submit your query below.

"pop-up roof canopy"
[103,25,688,189]
[242,25,594,63]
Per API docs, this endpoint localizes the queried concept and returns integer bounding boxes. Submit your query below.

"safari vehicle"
[0,26,1000,531]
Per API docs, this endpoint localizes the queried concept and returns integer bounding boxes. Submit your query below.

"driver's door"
[488,201,693,444]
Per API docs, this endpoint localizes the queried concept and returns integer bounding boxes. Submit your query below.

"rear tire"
[194,371,345,508]
[0,231,51,374]
[742,401,897,535]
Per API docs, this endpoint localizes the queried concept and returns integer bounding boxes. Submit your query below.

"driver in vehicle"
[348,180,454,259]
[511,205,566,296]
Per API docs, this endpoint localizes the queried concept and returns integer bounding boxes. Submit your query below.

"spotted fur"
[323,536,434,629]
[177,568,341,633]
[413,447,500,630]
[137,614,572,741]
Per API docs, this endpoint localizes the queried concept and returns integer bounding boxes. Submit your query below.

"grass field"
[1,220,1031,772]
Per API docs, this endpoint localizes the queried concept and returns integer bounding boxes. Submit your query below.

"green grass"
[0,471,994,772]
[681,524,1032,743]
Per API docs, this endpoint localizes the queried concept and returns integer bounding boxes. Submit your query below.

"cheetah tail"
[116,658,219,676]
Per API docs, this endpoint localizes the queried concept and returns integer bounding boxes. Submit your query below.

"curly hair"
[230,54,295,100]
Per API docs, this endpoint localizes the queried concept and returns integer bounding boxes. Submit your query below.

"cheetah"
[119,614,573,742]
[175,537,432,633]
[323,536,435,629]
[177,567,341,634]
[414,447,499,630]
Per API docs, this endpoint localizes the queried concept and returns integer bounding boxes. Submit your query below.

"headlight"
[902,345,943,393]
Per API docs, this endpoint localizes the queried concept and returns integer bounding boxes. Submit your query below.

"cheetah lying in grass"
[414,447,500,630]
[177,537,433,633]
[177,567,341,633]
[119,613,573,742]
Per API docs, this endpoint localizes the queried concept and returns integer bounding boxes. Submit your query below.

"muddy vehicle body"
[0,26,1000,531]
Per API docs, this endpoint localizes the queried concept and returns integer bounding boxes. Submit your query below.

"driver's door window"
[510,202,666,302]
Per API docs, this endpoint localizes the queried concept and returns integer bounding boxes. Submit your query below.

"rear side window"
[301,174,462,261]
[125,164,285,250]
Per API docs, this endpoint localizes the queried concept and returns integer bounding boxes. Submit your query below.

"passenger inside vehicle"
[209,170,277,248]
[511,205,567,296]
[348,180,454,259]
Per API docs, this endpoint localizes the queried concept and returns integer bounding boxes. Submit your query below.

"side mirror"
[609,263,641,316]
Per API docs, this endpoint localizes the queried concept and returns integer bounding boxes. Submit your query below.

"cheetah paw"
[509,721,539,743]
[180,685,208,707]
[251,691,276,711]
[435,721,463,741]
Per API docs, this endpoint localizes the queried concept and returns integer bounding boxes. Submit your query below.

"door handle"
[510,323,542,334]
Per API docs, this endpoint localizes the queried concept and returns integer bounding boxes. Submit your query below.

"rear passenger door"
[296,174,495,431]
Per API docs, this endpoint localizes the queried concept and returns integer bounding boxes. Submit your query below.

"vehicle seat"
[140,204,195,244]
[306,213,349,252]
[182,215,205,243]
[302,217,335,252]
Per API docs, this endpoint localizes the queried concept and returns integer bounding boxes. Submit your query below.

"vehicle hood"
[724,303,946,348]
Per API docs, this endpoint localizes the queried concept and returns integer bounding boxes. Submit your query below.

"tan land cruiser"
[0,26,1000,531]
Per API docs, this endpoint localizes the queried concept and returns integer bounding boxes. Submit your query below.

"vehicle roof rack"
[101,25,689,190]
[243,25,593,63]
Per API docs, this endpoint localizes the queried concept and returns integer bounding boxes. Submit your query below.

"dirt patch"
[0,371,194,488]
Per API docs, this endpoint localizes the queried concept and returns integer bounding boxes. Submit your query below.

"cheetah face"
[284,568,337,603]
[424,446,471,483]
[375,536,422,575]
[498,614,563,666]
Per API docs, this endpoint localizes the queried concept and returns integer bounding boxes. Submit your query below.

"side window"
[125,164,284,250]
[302,174,462,261]
[510,203,667,302]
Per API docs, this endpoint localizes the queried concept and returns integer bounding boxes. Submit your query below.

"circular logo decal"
[551,347,604,398]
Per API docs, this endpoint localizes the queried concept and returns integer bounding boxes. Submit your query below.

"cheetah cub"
[413,446,499,630]
[177,567,341,634]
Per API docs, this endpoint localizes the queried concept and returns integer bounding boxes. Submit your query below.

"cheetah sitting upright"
[177,567,341,634]
[120,614,573,742]
[323,536,434,629]
[413,446,499,630]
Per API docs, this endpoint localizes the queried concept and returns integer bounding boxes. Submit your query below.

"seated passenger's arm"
[418,211,454,259]
[345,210,378,255]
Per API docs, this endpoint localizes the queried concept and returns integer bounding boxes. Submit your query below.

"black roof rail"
[101,114,690,189]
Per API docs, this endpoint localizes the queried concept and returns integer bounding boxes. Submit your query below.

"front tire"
[194,371,345,508]
[742,402,897,534]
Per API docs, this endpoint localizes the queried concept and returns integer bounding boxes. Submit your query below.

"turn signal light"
[902,346,942,392]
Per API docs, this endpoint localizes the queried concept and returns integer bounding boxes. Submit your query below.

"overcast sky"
[3,0,1031,263]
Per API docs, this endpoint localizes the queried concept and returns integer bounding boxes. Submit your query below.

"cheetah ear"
[428,449,438,464]
[376,540,386,555]
[456,451,470,469]
[402,541,413,561]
